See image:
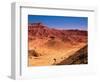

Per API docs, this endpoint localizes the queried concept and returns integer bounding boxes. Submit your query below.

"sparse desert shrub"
[28,50,41,57]
[62,37,68,42]
[47,39,56,47]
[49,36,55,40]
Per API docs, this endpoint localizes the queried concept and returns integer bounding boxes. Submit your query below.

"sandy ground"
[28,40,86,66]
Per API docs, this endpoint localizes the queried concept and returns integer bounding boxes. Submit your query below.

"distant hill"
[28,22,87,44]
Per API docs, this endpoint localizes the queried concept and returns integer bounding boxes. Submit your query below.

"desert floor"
[28,40,86,66]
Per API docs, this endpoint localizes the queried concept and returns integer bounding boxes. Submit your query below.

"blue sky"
[28,15,88,30]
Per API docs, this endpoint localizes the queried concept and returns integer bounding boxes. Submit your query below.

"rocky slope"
[56,45,88,65]
[28,22,87,43]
